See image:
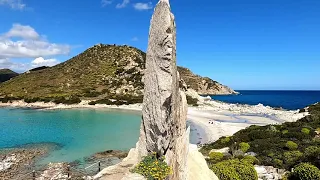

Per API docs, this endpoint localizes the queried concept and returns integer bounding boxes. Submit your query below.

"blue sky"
[0,0,319,90]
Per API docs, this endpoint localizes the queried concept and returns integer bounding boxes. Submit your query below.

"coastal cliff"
[0,44,236,101]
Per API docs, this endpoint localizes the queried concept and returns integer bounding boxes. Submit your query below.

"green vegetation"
[186,95,198,106]
[131,153,172,180]
[0,44,227,105]
[201,103,320,170]
[286,141,298,150]
[241,156,259,165]
[301,128,310,135]
[208,152,224,163]
[287,163,320,180]
[211,159,258,180]
[0,45,146,100]
[88,94,143,105]
[239,142,250,153]
[0,69,18,83]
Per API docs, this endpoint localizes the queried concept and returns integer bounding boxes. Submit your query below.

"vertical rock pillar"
[138,0,189,179]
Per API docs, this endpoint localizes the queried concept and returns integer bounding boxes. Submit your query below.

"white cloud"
[0,24,70,59]
[0,0,26,10]
[101,0,112,7]
[0,57,60,72]
[116,0,129,8]
[31,57,60,67]
[4,24,40,40]
[0,24,70,72]
[0,58,29,72]
[133,2,152,11]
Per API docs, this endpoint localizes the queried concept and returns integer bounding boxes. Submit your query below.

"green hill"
[0,69,19,83]
[0,44,235,103]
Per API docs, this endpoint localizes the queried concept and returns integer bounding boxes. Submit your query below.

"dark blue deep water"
[211,90,320,110]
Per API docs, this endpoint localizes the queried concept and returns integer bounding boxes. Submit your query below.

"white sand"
[0,100,308,144]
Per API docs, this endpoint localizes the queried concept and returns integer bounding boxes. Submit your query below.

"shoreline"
[0,99,309,145]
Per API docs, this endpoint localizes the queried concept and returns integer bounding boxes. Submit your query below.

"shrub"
[289,163,320,180]
[186,95,198,106]
[282,130,289,134]
[286,141,298,150]
[211,159,258,180]
[221,136,231,144]
[24,97,40,103]
[239,142,250,153]
[273,159,283,168]
[284,151,303,165]
[89,99,113,105]
[241,156,259,164]
[131,153,172,180]
[304,146,320,157]
[301,128,310,135]
[209,152,224,163]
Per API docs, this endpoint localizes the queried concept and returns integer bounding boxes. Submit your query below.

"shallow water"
[0,108,141,164]
[0,108,200,164]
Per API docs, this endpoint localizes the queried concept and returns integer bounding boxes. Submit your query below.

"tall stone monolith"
[137,0,189,179]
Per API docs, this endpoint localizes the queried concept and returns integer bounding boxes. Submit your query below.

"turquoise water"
[0,108,201,165]
[0,108,141,164]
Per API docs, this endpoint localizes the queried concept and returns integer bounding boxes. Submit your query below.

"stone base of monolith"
[93,141,219,180]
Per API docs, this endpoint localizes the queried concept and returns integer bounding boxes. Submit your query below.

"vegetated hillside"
[201,103,320,177]
[0,44,236,103]
[177,67,238,95]
[0,69,18,83]
[0,44,145,100]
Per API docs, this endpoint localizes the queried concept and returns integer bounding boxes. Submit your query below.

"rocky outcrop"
[254,165,287,180]
[37,163,69,180]
[136,0,189,179]
[178,66,238,95]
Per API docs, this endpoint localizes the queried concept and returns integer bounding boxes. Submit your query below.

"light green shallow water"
[0,108,141,164]
[0,107,202,165]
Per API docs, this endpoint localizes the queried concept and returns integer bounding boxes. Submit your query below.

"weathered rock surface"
[188,145,219,180]
[136,0,190,179]
[94,0,218,179]
[36,163,69,180]
[254,165,287,180]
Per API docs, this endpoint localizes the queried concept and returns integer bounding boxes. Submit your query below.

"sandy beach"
[0,100,308,145]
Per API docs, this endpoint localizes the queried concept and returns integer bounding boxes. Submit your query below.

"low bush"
[301,128,310,135]
[283,151,303,166]
[131,153,172,180]
[304,146,320,156]
[209,152,224,163]
[241,156,259,165]
[24,97,40,103]
[286,141,298,150]
[211,159,258,180]
[221,136,231,144]
[273,159,283,168]
[288,163,320,180]
[239,142,250,153]
[186,95,198,106]
[89,99,113,105]
[52,96,81,105]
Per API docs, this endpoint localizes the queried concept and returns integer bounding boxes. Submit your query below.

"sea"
[211,90,320,110]
[0,107,202,164]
